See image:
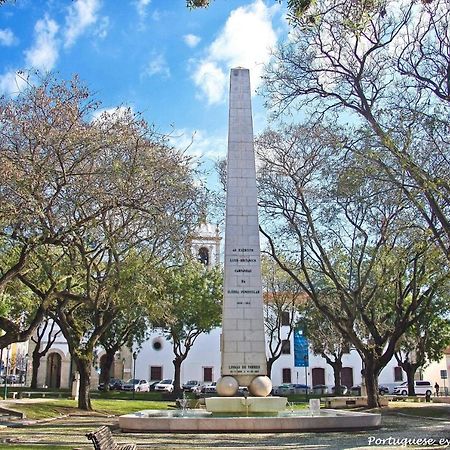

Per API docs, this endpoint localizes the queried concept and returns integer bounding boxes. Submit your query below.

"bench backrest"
[86,426,117,450]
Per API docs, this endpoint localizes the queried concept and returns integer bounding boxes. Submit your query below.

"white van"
[393,380,432,396]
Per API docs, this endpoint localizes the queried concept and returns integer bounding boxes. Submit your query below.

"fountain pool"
[119,406,381,433]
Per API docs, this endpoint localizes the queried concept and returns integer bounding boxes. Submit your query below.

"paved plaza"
[0,403,449,449]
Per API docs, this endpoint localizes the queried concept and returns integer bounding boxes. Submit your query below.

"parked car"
[393,381,432,396]
[122,378,150,392]
[273,384,293,396]
[148,380,161,391]
[331,385,349,395]
[350,385,361,396]
[203,382,217,394]
[192,383,208,395]
[182,380,200,392]
[312,384,329,395]
[273,383,309,396]
[1,374,18,384]
[238,386,249,396]
[154,379,174,392]
[350,385,392,396]
[98,378,124,391]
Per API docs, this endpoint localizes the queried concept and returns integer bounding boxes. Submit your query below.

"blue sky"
[0,0,288,184]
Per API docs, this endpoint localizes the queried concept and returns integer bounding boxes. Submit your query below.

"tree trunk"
[266,357,275,379]
[75,357,92,410]
[100,349,116,389]
[173,356,182,396]
[30,351,41,389]
[405,364,416,396]
[332,361,342,395]
[364,356,379,408]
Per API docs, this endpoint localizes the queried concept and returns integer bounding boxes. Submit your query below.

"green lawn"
[8,398,175,420]
[1,446,76,449]
[385,405,450,419]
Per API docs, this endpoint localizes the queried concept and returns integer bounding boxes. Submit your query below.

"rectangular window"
[150,366,162,381]
[281,339,291,354]
[282,368,291,383]
[203,367,213,382]
[281,311,290,326]
[394,366,403,382]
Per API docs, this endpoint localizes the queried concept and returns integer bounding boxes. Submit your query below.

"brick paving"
[0,403,448,449]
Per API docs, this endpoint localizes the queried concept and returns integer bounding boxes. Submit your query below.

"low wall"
[323,396,388,408]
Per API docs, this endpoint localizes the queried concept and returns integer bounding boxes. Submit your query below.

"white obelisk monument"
[215,67,272,398]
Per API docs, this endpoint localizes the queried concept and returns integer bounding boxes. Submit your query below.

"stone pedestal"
[71,372,80,401]
[205,396,287,414]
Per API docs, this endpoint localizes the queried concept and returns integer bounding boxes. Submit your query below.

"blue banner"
[294,329,309,367]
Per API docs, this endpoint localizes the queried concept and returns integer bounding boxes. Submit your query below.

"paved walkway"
[0,403,449,449]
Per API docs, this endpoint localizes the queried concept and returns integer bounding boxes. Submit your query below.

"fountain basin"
[119,409,381,433]
[205,396,287,414]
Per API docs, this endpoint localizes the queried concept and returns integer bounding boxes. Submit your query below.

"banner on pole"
[294,329,309,367]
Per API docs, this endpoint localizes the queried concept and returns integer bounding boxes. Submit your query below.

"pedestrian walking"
[434,382,439,396]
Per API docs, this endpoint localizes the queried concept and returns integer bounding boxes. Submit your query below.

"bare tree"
[262,0,450,260]
[256,123,449,407]
[261,254,302,378]
[0,75,203,409]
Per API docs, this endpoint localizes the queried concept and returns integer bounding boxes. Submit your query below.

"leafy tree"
[97,255,164,387]
[0,74,140,347]
[1,74,203,409]
[261,254,302,378]
[155,259,222,395]
[262,0,450,261]
[0,245,57,348]
[301,301,351,395]
[394,305,450,395]
[187,0,436,24]
[256,123,450,407]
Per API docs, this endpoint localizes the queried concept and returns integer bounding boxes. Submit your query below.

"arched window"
[46,353,62,388]
[198,247,209,266]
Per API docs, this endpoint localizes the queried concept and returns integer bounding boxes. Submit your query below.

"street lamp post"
[24,354,29,387]
[303,354,309,400]
[3,346,10,400]
[132,352,137,401]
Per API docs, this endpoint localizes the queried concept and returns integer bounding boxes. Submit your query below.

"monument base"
[205,396,287,414]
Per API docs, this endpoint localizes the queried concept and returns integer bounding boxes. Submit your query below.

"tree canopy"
[256,122,450,407]
[0,74,203,409]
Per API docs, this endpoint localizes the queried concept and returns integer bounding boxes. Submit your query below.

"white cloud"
[169,128,227,160]
[0,28,16,46]
[191,0,279,105]
[135,0,151,18]
[64,0,100,48]
[143,53,170,78]
[94,16,110,39]
[183,33,201,48]
[0,70,28,96]
[192,61,226,105]
[24,16,59,71]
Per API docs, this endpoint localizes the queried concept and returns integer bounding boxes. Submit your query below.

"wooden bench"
[86,426,136,450]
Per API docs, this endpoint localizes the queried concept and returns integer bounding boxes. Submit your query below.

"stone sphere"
[216,376,239,397]
[248,376,272,397]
